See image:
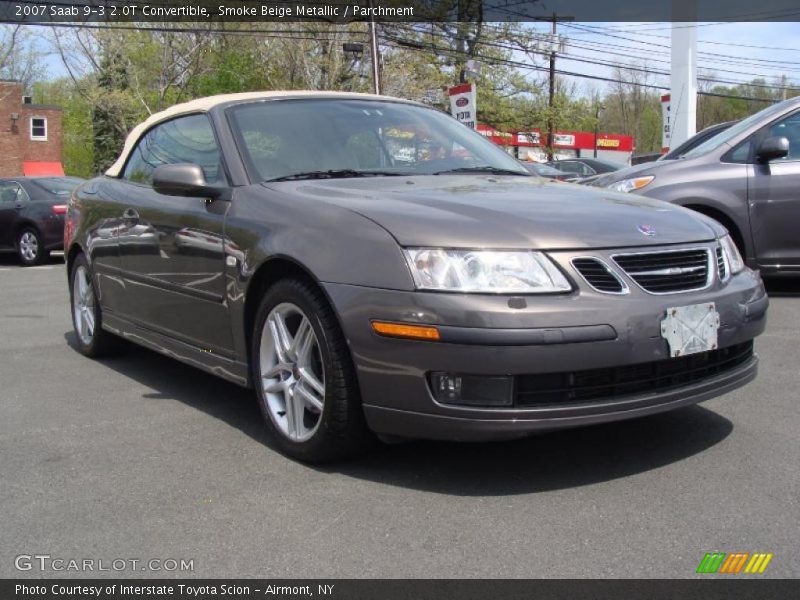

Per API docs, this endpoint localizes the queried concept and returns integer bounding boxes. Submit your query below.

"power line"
[388,24,800,91]
[561,23,800,53]
[562,22,800,67]
[381,32,779,103]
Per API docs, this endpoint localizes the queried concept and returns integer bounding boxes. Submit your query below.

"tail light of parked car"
[52,204,68,215]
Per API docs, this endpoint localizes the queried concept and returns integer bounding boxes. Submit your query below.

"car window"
[122,114,224,185]
[30,177,84,195]
[768,113,800,161]
[726,138,753,163]
[682,98,799,159]
[555,162,584,174]
[0,182,25,203]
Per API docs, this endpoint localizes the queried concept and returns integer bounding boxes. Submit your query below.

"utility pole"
[593,102,604,158]
[368,0,381,94]
[542,13,573,160]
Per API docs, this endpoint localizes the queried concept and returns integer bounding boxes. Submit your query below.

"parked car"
[518,160,578,181]
[0,176,85,265]
[546,157,626,178]
[65,91,767,462]
[658,121,736,161]
[591,96,800,276]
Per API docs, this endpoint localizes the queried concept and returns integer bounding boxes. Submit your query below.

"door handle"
[122,208,139,220]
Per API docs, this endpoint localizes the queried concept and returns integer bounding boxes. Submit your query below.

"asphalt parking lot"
[1,253,798,579]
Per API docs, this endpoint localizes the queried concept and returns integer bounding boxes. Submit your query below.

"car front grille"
[514,341,753,407]
[571,257,626,293]
[716,246,727,281]
[612,248,711,293]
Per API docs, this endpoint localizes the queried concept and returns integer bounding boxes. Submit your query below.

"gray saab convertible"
[65,92,768,462]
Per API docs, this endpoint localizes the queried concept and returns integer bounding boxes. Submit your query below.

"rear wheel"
[252,278,371,462]
[69,254,124,357]
[17,228,48,266]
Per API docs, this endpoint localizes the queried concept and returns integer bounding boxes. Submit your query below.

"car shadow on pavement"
[0,251,65,267]
[329,406,732,495]
[765,277,800,297]
[65,331,734,495]
[63,331,270,445]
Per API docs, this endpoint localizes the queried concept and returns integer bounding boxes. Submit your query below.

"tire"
[69,253,124,358]
[251,277,371,463]
[17,227,48,266]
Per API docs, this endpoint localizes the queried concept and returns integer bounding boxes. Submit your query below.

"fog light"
[430,372,513,407]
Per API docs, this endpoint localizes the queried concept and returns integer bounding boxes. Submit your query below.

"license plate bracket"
[660,302,720,358]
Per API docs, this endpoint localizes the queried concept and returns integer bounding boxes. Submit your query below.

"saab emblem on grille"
[637,224,657,236]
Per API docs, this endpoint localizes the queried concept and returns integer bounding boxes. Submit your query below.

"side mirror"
[152,164,228,199]
[756,136,790,162]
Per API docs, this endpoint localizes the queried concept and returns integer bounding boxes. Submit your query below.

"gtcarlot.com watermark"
[15,554,194,573]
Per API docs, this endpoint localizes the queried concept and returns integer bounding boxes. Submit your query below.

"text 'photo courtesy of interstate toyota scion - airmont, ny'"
[64,91,768,463]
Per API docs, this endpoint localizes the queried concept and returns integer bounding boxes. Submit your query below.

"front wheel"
[17,228,48,266]
[252,278,371,462]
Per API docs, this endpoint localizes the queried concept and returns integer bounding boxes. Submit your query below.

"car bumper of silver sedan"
[323,269,767,442]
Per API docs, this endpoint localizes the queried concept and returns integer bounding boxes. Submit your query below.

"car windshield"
[681,99,795,159]
[228,99,530,182]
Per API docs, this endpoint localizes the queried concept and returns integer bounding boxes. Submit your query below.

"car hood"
[263,175,716,249]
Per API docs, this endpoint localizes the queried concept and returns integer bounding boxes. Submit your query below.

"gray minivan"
[593,96,800,276]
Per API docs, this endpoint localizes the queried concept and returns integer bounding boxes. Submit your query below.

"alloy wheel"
[259,302,326,442]
[72,265,96,345]
[19,231,39,263]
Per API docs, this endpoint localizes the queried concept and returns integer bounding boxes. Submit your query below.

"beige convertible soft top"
[104,90,402,178]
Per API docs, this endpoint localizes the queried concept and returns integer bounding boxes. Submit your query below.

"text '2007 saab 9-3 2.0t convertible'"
[64,92,768,462]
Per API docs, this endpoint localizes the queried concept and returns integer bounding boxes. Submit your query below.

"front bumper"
[324,263,767,442]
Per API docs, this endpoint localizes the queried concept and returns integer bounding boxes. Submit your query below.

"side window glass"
[122,114,224,185]
[16,184,30,202]
[768,113,800,161]
[0,183,18,203]
[0,183,23,203]
[727,138,752,163]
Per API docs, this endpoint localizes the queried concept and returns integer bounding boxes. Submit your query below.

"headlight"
[607,175,655,193]
[403,248,572,293]
[719,234,745,276]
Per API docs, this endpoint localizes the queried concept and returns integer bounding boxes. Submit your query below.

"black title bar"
[1,0,800,23]
[3,579,799,600]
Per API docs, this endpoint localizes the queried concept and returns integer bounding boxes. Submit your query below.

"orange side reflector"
[371,321,440,341]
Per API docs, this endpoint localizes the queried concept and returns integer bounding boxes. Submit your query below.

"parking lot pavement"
[0,253,797,579]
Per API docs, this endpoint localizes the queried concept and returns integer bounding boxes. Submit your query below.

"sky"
[523,21,800,96]
[29,20,800,98]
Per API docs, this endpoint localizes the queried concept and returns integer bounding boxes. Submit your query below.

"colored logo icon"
[696,552,773,574]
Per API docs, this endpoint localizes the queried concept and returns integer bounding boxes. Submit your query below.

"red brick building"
[0,80,64,177]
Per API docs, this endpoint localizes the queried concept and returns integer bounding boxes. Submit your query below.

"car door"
[0,181,27,247]
[110,113,234,355]
[748,110,800,269]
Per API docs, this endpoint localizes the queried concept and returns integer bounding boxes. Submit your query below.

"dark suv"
[593,97,800,276]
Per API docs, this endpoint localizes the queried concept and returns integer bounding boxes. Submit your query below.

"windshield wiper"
[432,166,529,176]
[266,169,405,182]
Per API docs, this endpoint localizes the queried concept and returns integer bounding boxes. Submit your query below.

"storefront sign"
[553,133,575,146]
[448,83,477,130]
[596,138,621,148]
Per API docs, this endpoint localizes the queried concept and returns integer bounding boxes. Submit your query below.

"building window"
[30,117,47,141]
